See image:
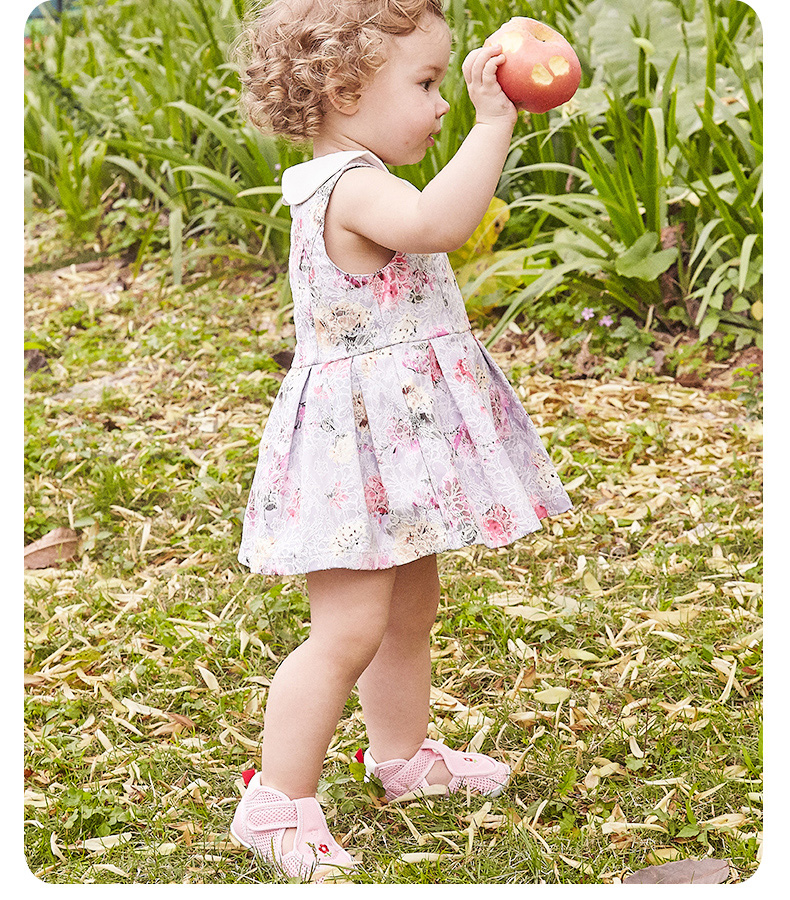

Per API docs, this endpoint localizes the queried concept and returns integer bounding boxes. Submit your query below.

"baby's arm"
[331,44,517,255]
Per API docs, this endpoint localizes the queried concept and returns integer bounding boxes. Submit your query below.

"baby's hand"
[462,44,518,128]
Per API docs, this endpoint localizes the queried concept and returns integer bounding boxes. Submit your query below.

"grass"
[23,218,762,884]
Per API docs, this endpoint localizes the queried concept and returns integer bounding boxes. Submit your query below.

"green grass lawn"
[24,232,762,884]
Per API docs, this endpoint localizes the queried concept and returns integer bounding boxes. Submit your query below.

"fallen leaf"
[573,333,597,376]
[24,789,48,808]
[150,720,183,737]
[534,686,571,705]
[217,723,262,752]
[154,842,178,856]
[72,833,134,855]
[558,854,597,876]
[136,842,179,856]
[583,571,602,594]
[399,852,459,863]
[50,832,67,863]
[454,709,492,731]
[195,663,220,693]
[640,607,700,627]
[509,710,539,729]
[583,759,624,792]
[430,687,468,713]
[685,717,711,732]
[388,784,449,804]
[89,863,131,878]
[167,712,198,731]
[502,605,554,622]
[466,718,494,753]
[624,858,729,884]
[710,658,748,698]
[509,664,537,693]
[601,821,667,835]
[583,757,625,796]
[461,801,494,830]
[605,802,628,826]
[94,728,114,753]
[699,813,747,831]
[563,473,588,492]
[560,647,600,663]
[24,527,79,569]
[122,698,166,719]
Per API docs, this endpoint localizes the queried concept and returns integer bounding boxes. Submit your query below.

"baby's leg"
[258,565,396,851]
[356,554,450,783]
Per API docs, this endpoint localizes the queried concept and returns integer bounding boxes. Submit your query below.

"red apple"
[484,17,581,114]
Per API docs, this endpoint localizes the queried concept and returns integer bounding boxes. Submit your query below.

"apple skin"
[484,17,581,114]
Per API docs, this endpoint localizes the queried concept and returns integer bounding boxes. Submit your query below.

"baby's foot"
[358,739,510,802]
[423,758,453,787]
[281,827,296,855]
[231,772,356,881]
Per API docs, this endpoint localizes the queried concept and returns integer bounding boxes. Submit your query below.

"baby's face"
[344,14,452,166]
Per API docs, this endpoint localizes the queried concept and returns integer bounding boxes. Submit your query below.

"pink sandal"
[356,738,511,802]
[230,769,357,882]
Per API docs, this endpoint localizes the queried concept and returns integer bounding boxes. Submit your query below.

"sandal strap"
[374,741,463,798]
[375,749,437,796]
[246,799,299,832]
[421,739,499,777]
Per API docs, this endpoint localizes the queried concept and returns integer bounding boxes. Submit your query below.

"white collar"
[280,150,388,206]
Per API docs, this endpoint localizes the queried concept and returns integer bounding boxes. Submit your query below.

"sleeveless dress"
[238,151,572,576]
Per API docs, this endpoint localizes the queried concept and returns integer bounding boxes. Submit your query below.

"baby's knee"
[311,618,387,678]
[392,581,441,640]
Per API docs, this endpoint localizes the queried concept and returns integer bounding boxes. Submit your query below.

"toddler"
[231,0,572,881]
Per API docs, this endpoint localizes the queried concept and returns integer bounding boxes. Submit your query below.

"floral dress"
[238,151,572,576]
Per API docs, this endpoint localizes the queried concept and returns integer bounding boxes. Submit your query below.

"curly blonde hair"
[234,0,447,145]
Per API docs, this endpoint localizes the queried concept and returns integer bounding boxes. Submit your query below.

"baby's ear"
[326,85,359,116]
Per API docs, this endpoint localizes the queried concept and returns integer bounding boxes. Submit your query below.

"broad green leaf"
[698,311,720,341]
[615,233,676,281]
